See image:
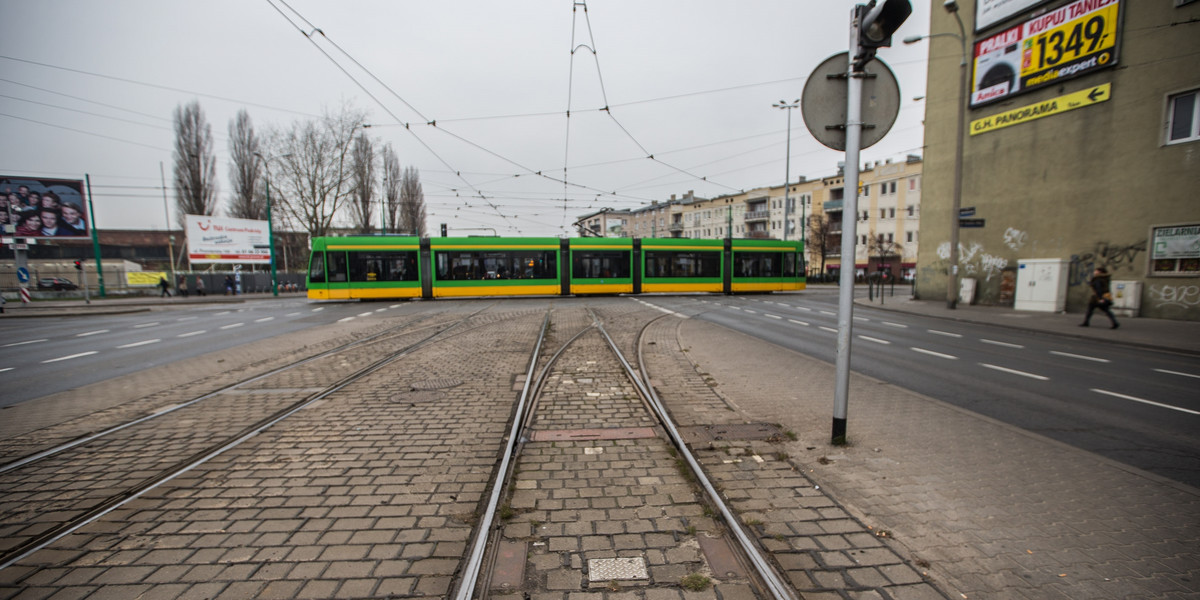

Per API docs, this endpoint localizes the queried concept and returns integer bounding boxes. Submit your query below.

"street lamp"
[253,152,292,297]
[905,0,967,309]
[773,99,801,244]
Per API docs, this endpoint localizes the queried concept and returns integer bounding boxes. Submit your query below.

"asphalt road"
[646,290,1200,488]
[0,298,408,407]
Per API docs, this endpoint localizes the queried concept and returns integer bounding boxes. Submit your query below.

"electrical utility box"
[1111,280,1142,318]
[1014,259,1069,312]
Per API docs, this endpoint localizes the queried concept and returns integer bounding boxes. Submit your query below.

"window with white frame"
[1166,88,1200,144]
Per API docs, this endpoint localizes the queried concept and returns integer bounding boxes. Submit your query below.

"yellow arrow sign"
[970,83,1111,136]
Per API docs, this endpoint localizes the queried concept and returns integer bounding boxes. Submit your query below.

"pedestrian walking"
[224,275,234,296]
[158,276,172,298]
[178,276,188,298]
[1080,266,1118,329]
[195,276,206,296]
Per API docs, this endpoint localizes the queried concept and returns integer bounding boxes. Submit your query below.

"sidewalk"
[853,293,1200,356]
[0,291,303,318]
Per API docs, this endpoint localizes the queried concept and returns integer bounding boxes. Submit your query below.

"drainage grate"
[678,422,784,444]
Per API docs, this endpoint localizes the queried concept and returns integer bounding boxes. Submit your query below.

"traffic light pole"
[832,9,866,445]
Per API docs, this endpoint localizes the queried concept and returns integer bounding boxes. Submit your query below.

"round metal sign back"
[801,52,901,151]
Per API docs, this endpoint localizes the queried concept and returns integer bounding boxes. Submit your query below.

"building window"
[1167,89,1200,144]
[889,208,896,218]
[906,231,914,243]
[907,205,915,217]
[880,209,887,219]
[1150,223,1200,276]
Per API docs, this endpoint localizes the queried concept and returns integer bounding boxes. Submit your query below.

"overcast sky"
[0,0,933,237]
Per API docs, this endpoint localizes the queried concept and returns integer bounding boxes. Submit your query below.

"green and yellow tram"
[307,235,804,300]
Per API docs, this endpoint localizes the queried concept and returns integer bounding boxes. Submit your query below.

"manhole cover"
[679,423,785,444]
[388,390,442,404]
[587,557,648,582]
[409,378,462,390]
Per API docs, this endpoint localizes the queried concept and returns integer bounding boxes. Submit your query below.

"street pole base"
[831,417,847,446]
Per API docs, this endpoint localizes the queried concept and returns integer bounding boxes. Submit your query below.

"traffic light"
[73,260,82,271]
[440,223,448,237]
[855,0,912,69]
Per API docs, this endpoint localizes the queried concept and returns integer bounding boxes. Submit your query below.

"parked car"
[37,277,77,291]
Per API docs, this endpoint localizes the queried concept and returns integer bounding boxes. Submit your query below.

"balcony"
[668,222,683,233]
[744,210,770,222]
[746,231,772,239]
[823,199,843,211]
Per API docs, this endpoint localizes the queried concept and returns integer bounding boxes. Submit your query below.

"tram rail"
[0,306,497,570]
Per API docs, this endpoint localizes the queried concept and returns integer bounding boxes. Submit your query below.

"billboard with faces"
[1,176,89,238]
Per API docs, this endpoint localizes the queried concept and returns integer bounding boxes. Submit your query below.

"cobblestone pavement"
[1,296,1195,600]
[677,315,1200,599]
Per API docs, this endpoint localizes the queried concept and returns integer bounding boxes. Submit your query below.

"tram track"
[0,305,501,571]
[457,305,796,599]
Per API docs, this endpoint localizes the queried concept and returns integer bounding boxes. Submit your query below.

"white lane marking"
[981,339,1025,349]
[819,326,839,333]
[358,312,374,317]
[794,306,812,312]
[177,330,206,338]
[177,316,198,321]
[859,335,891,345]
[4,339,48,347]
[133,322,159,329]
[819,310,836,316]
[286,312,301,316]
[980,363,1048,380]
[928,329,962,338]
[1155,368,1200,380]
[744,309,757,314]
[117,339,161,349]
[43,351,98,363]
[215,311,231,316]
[1092,389,1200,416]
[389,304,402,309]
[882,321,908,328]
[788,319,810,326]
[0,367,12,373]
[76,330,109,337]
[255,317,275,323]
[312,307,324,312]
[633,299,685,318]
[1050,350,1110,363]
[766,314,782,320]
[338,317,356,323]
[219,323,244,330]
[911,347,958,360]
[374,308,387,313]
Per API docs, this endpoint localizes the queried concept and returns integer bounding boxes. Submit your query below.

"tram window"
[308,252,326,283]
[436,250,557,280]
[327,251,348,283]
[572,251,630,279]
[349,251,420,282]
[643,251,721,278]
[733,252,792,278]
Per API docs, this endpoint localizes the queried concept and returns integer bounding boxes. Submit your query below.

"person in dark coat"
[1081,266,1118,329]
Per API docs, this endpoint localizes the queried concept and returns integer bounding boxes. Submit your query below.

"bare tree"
[868,233,903,277]
[227,110,265,220]
[399,166,426,237]
[348,132,376,234]
[266,105,366,239]
[381,143,401,234]
[172,100,218,226]
[806,213,839,279]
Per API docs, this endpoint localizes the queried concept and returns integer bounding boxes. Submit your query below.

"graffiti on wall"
[1149,284,1200,310]
[937,241,1009,281]
[1068,240,1146,287]
[1003,227,1028,251]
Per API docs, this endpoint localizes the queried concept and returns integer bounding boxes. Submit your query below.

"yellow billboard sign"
[969,83,1110,136]
[127,271,167,286]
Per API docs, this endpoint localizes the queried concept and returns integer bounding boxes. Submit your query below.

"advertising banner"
[971,0,1121,108]
[186,214,271,264]
[1,176,90,238]
[975,0,1053,32]
[127,271,168,286]
[1152,225,1200,260]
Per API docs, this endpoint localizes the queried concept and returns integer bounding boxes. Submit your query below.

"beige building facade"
[916,0,1200,320]
[575,159,923,281]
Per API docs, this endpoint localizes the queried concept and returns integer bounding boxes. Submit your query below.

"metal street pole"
[773,100,800,241]
[266,179,278,296]
[947,5,967,309]
[159,162,176,293]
